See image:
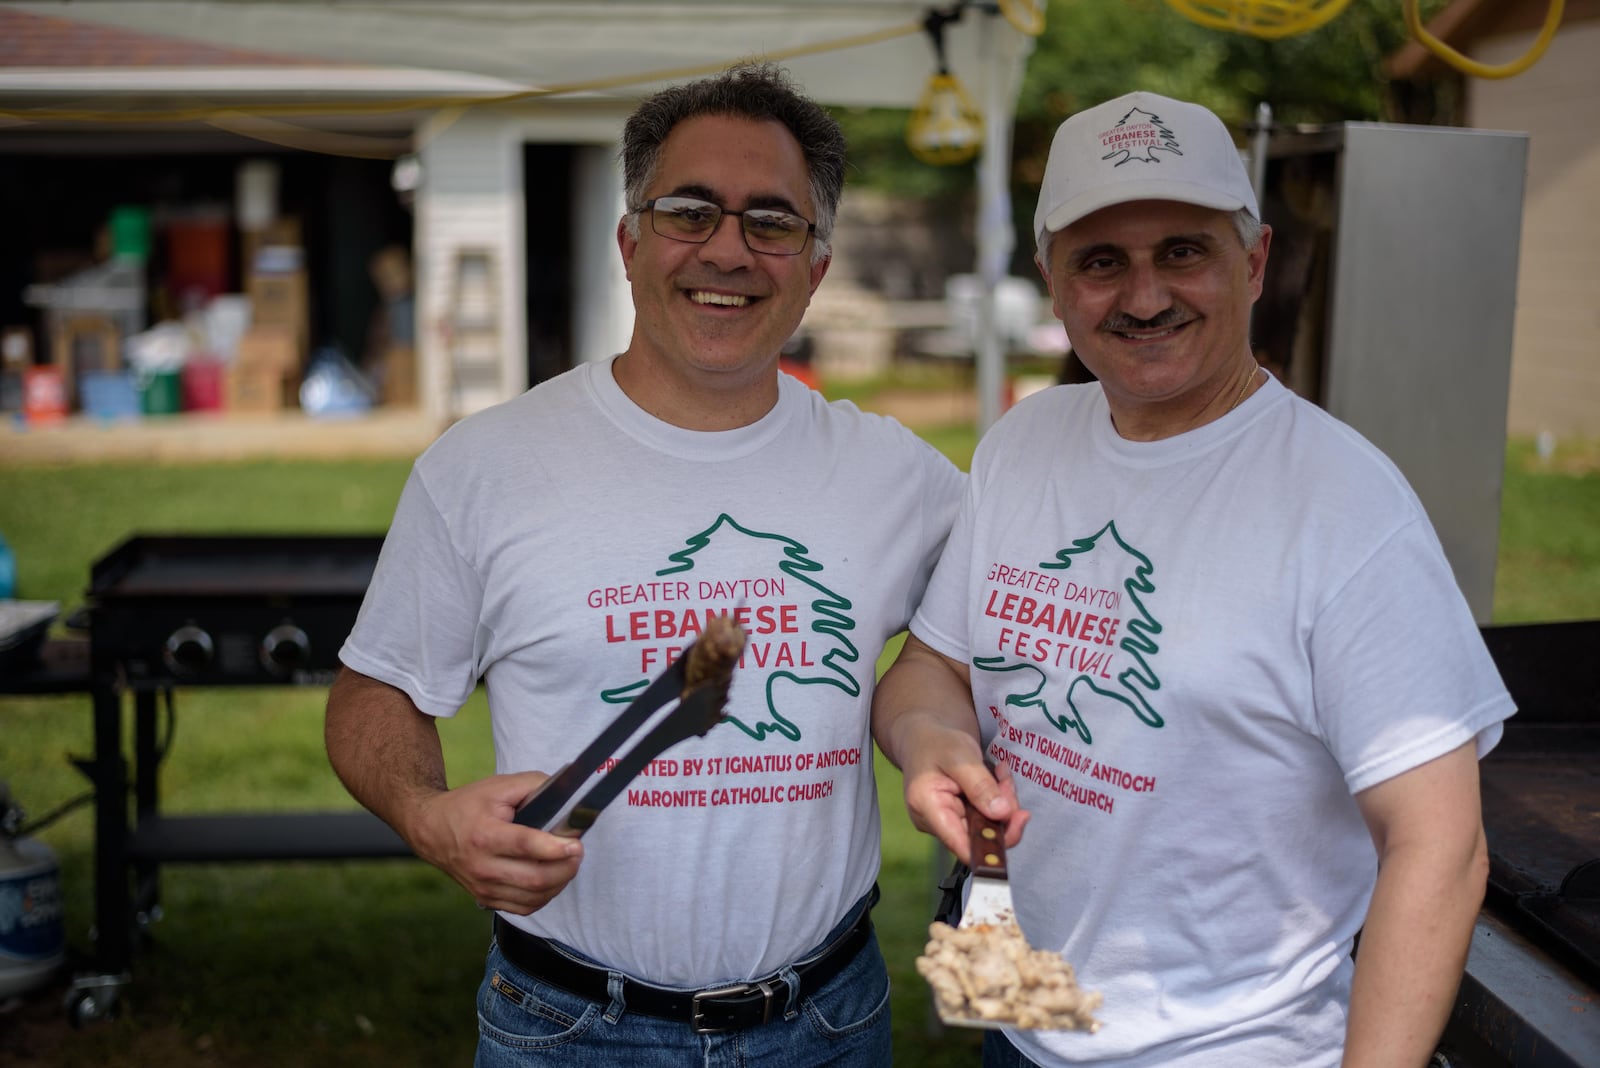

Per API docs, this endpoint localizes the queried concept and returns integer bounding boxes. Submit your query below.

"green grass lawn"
[1492,437,1600,622]
[1,429,1595,1066]
[0,453,986,1066]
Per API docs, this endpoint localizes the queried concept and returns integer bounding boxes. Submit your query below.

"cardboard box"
[248,270,306,326]
[235,325,298,372]
[247,270,307,348]
[229,325,300,411]
[246,247,309,365]
[381,345,416,407]
[238,216,302,279]
[227,362,294,412]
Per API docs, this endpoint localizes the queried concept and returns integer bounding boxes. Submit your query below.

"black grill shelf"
[126,811,412,863]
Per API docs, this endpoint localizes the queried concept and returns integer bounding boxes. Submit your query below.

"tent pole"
[973,15,1029,435]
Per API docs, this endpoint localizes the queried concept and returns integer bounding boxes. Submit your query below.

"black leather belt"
[492,895,875,1034]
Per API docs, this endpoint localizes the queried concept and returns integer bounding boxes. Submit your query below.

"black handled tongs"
[513,617,745,837]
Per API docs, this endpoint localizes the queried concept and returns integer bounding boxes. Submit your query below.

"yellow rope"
[998,0,1047,35]
[1163,0,1355,39]
[1401,0,1564,78]
[1166,0,1563,70]
[204,111,412,159]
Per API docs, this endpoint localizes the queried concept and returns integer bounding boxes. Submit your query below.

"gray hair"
[620,62,846,264]
[1230,208,1263,249]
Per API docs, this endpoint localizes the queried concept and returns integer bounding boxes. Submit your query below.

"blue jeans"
[474,912,891,1067]
[983,1031,1043,1068]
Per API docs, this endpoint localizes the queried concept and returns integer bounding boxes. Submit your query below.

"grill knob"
[163,625,215,678]
[260,623,311,676]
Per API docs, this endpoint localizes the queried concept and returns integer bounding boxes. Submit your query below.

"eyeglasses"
[639,196,817,257]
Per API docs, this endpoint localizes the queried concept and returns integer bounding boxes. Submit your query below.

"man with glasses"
[644,196,818,255]
[326,62,963,1065]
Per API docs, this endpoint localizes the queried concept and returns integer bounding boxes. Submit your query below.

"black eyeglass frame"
[637,196,818,257]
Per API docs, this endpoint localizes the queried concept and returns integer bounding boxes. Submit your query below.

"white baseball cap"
[1033,91,1258,262]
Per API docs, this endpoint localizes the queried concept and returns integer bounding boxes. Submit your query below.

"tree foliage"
[830,0,1458,277]
[835,0,1456,211]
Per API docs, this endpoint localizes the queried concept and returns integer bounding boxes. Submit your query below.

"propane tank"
[0,782,66,999]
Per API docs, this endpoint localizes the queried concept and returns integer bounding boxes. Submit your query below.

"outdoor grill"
[1436,620,1600,1067]
[36,534,411,1023]
[86,533,384,687]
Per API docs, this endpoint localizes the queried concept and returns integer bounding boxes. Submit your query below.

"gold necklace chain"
[1227,358,1260,414]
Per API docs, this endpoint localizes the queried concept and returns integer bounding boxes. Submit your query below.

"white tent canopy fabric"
[4,0,1033,428]
[7,1,1017,109]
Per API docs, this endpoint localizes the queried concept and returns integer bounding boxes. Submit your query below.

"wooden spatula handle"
[965,799,1008,880]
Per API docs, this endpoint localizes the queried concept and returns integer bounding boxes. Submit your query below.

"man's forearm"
[325,666,449,843]
[1343,830,1486,1066]
[325,666,584,912]
[872,633,1029,857]
[871,634,979,770]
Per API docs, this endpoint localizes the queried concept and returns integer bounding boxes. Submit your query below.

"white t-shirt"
[912,375,1513,1067]
[341,357,964,987]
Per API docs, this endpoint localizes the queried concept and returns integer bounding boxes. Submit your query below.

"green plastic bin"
[138,369,181,416]
[109,206,152,262]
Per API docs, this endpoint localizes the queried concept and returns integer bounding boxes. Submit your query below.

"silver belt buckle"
[690,978,776,1034]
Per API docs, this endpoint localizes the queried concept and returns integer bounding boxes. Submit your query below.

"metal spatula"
[928,799,1019,1030]
[958,799,1015,928]
[927,802,1103,1034]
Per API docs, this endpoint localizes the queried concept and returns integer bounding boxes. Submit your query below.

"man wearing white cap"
[873,91,1514,1067]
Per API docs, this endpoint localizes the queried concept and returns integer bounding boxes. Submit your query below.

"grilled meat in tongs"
[513,614,746,837]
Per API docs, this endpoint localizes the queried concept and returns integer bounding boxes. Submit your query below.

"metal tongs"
[513,619,745,837]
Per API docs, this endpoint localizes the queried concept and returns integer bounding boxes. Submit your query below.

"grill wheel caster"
[64,979,125,1028]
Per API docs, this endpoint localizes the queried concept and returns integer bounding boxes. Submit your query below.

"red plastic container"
[21,366,67,425]
[165,215,230,308]
[181,357,226,412]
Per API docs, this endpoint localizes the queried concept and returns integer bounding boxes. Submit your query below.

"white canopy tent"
[3,1,1034,426]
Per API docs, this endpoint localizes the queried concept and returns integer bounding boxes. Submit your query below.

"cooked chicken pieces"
[683,612,745,690]
[917,919,1102,1031]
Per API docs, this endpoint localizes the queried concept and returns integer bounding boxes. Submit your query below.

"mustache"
[1100,308,1189,332]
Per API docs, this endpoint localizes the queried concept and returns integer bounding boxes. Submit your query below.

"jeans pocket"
[799,928,893,1040]
[476,948,602,1054]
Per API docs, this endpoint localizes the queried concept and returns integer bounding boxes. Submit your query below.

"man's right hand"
[408,772,584,915]
[872,633,1030,864]
[899,723,1029,866]
[325,668,583,915]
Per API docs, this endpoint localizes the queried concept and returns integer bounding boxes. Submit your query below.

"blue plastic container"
[80,370,141,422]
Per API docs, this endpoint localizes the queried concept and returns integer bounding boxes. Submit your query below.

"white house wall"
[1467,19,1600,440]
[571,142,634,369]
[417,108,527,421]
[416,104,629,422]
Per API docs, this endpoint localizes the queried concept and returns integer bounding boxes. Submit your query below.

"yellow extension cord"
[1401,0,1565,78]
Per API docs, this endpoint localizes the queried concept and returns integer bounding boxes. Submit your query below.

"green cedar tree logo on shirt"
[974,520,1164,745]
[601,514,859,742]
